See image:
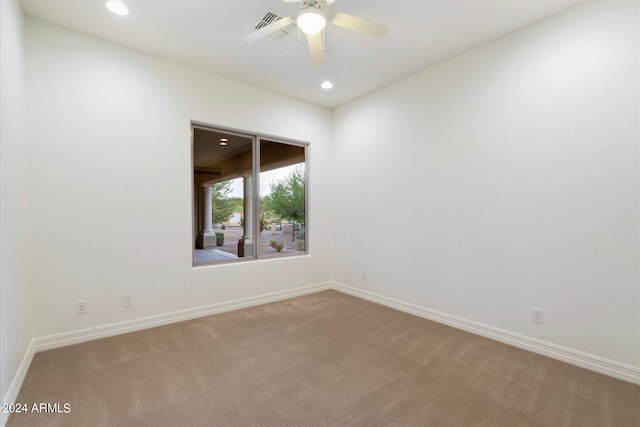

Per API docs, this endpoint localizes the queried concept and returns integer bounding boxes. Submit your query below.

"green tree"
[268,166,305,241]
[228,197,243,214]
[260,194,279,224]
[211,181,235,227]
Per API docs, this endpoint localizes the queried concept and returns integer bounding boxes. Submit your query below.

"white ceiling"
[20,0,586,107]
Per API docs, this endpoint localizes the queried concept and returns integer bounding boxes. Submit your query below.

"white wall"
[25,18,334,338]
[333,0,639,367]
[8,0,638,392]
[1,0,33,405]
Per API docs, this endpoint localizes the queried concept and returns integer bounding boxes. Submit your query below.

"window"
[192,124,308,265]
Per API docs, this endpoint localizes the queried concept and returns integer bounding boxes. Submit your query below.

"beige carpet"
[7,290,640,426]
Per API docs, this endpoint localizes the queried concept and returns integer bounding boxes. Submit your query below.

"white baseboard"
[330,282,640,385]
[2,282,332,427]
[1,340,35,427]
[33,282,332,352]
[3,279,637,425]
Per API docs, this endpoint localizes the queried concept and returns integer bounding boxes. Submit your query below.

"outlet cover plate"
[76,301,87,314]
[532,308,544,324]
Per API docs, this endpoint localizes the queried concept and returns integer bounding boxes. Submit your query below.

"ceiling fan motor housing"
[298,0,327,11]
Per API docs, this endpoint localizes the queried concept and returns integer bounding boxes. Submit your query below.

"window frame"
[191,122,309,266]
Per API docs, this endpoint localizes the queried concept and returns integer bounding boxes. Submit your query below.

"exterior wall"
[24,18,334,337]
[332,0,639,367]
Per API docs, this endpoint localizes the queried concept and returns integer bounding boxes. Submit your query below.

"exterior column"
[238,176,253,257]
[196,185,216,249]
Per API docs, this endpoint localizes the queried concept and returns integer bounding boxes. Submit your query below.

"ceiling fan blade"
[242,16,295,43]
[330,12,388,39]
[307,32,324,65]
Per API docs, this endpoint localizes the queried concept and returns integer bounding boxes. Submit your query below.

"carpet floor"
[7,290,640,426]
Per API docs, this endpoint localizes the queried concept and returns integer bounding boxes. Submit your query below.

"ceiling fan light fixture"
[106,1,129,16]
[297,10,326,35]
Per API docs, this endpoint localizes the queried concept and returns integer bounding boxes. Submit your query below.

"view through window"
[192,125,307,265]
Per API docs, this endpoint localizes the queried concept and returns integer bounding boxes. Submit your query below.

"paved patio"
[194,227,305,264]
[194,248,238,263]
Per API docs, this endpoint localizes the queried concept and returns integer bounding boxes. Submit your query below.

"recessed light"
[321,81,333,90]
[220,142,228,146]
[220,138,228,142]
[106,1,129,16]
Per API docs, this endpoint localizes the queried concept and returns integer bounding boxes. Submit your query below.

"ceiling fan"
[242,0,388,65]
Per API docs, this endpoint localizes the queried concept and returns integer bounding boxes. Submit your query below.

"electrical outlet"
[123,294,133,308]
[318,267,323,276]
[76,301,87,314]
[532,308,543,324]
[362,272,367,281]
